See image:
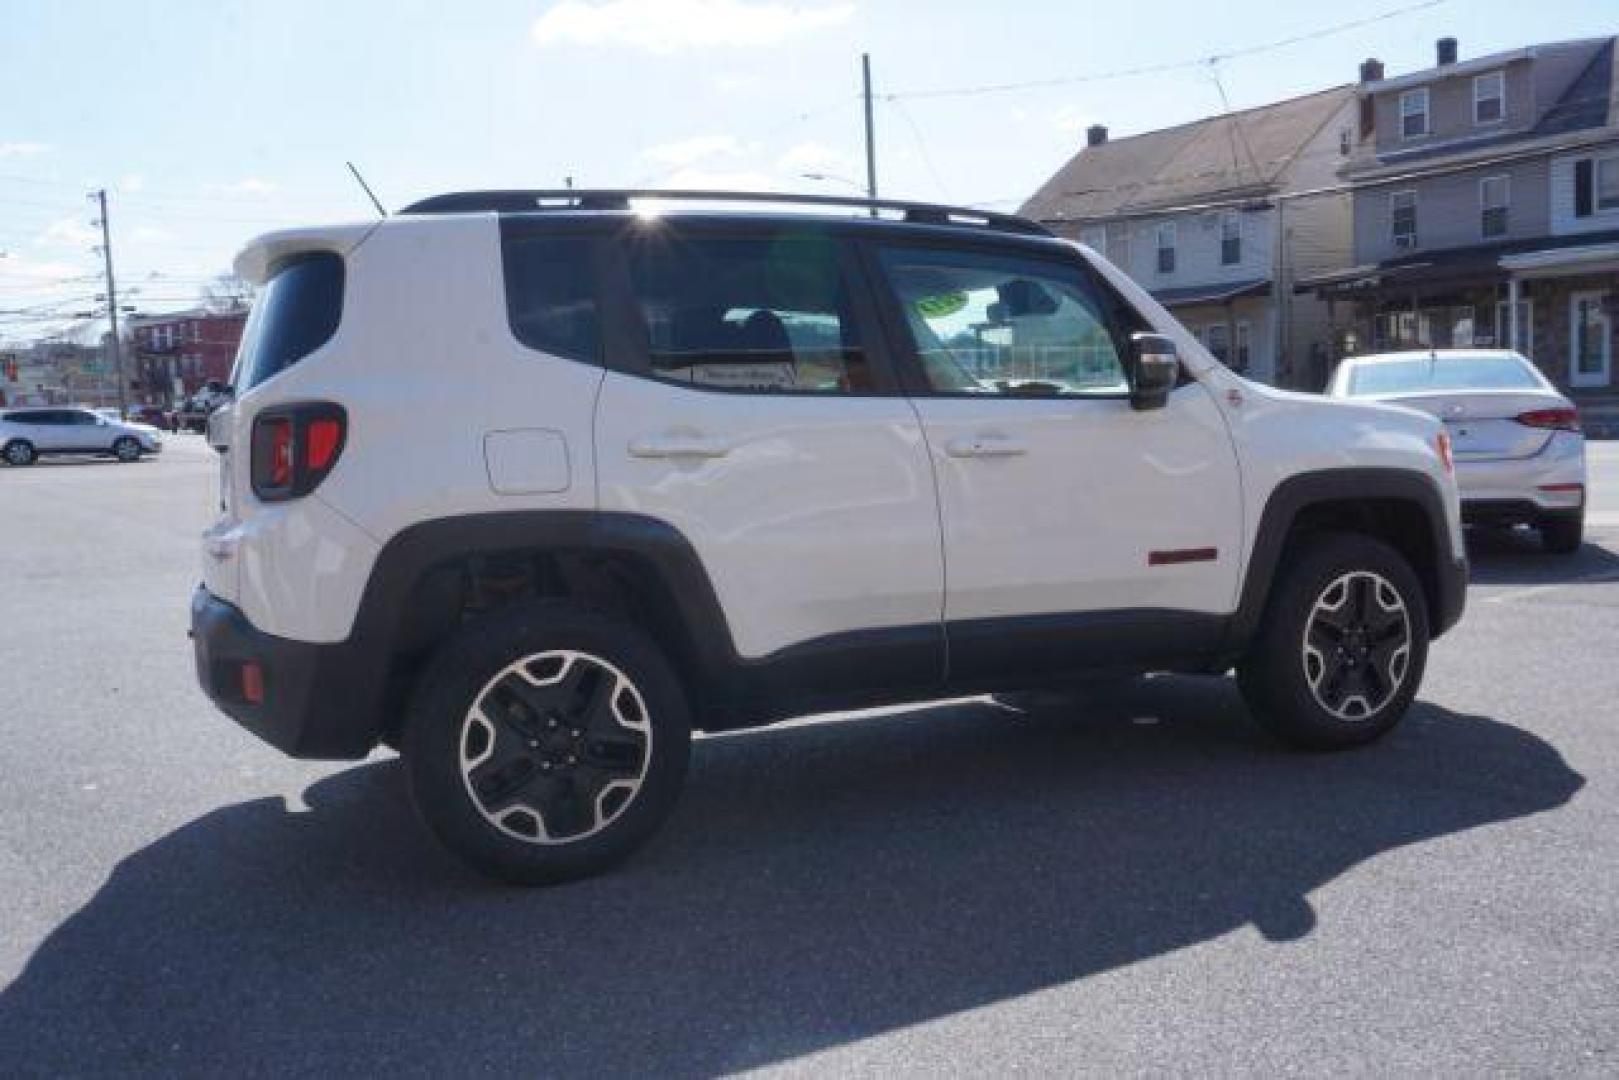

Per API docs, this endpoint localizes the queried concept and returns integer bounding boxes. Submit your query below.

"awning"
[1301,228,1619,296]
[1500,240,1619,278]
[1149,278,1270,307]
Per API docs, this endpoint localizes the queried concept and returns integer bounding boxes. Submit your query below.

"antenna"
[346,162,388,217]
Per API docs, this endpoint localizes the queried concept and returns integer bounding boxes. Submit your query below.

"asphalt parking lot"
[1,435,1616,1076]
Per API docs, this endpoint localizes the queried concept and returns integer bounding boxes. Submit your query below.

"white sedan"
[0,406,164,466]
[1328,349,1586,553]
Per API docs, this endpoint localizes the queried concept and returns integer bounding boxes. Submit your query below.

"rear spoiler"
[233,221,384,285]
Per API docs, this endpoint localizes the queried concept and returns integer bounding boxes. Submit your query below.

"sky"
[2,0,1614,344]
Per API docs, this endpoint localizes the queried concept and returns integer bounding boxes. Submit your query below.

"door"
[593,224,945,700]
[32,410,78,450]
[1570,290,1611,388]
[868,241,1243,683]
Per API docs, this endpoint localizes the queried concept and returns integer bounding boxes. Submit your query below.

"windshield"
[1347,355,1541,395]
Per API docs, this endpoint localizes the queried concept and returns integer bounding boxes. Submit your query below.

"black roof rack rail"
[398,188,1052,237]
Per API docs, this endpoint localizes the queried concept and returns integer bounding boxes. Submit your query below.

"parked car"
[0,406,163,465]
[192,189,1466,885]
[1328,349,1586,552]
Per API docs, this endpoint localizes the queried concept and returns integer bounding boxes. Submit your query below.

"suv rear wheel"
[1237,532,1428,750]
[404,603,691,885]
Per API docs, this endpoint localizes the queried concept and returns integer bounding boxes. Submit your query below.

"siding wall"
[1371,58,1534,154]
[1353,157,1553,263]
[1550,142,1619,235]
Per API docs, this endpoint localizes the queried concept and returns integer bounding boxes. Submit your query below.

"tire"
[1541,515,1583,554]
[403,602,691,885]
[3,440,36,466]
[112,436,141,463]
[1237,531,1428,751]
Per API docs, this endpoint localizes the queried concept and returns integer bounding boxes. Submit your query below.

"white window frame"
[1234,319,1252,371]
[1480,174,1509,238]
[1400,88,1430,139]
[1155,222,1176,275]
[1219,210,1241,266]
[1391,189,1418,249]
[1473,71,1505,126]
[1569,290,1612,388]
[1597,153,1619,214]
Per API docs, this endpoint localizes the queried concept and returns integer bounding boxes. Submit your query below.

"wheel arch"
[1225,468,1465,658]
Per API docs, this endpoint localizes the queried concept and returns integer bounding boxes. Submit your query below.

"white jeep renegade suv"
[191,190,1467,884]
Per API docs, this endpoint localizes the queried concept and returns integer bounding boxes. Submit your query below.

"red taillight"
[251,404,346,500]
[1515,407,1580,432]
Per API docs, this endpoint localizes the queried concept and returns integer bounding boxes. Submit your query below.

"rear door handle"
[628,433,732,459]
[944,433,1028,459]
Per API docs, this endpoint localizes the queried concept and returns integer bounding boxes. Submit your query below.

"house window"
[1400,88,1429,138]
[1473,72,1504,125]
[1234,320,1252,371]
[1155,222,1176,274]
[1220,211,1241,266]
[1391,190,1418,249]
[1205,323,1230,363]
[1481,175,1509,238]
[1600,154,1619,212]
[1080,226,1107,259]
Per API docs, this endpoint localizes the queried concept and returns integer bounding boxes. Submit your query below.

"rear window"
[231,252,344,391]
[1347,355,1541,395]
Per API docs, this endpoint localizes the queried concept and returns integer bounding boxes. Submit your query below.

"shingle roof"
[1020,86,1353,224]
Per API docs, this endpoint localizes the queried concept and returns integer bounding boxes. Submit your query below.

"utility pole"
[92,189,127,416]
[861,52,877,215]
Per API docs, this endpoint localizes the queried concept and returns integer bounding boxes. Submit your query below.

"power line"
[885,0,1447,101]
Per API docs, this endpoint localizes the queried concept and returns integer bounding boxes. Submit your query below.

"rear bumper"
[190,586,382,759]
[1455,432,1584,519]
[1462,499,1584,526]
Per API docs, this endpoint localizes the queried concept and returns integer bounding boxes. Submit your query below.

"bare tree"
[200,272,253,313]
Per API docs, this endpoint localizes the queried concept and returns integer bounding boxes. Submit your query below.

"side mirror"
[1128,332,1180,412]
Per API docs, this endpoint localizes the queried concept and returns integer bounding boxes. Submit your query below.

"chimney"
[1437,37,1458,65]
[1359,58,1384,83]
[1086,124,1108,148]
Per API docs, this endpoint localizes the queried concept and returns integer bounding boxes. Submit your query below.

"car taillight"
[1435,431,1453,475]
[1515,407,1580,432]
[250,403,347,500]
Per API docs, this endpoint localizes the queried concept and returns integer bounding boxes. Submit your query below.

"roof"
[1299,227,1619,293]
[1020,86,1353,223]
[1150,278,1271,307]
[1366,37,1608,95]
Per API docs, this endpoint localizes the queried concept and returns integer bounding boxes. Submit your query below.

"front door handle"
[944,433,1029,459]
[629,433,732,459]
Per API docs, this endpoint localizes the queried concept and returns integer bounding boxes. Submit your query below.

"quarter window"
[502,233,601,364]
[1400,89,1429,138]
[230,252,343,392]
[625,231,872,394]
[1474,72,1504,124]
[1481,175,1509,238]
[877,247,1130,398]
[1391,190,1418,249]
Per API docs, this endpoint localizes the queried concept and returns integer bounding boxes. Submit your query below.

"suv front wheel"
[404,603,691,885]
[1237,532,1429,750]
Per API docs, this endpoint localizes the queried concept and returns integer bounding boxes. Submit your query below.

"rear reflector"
[1538,483,1585,496]
[240,661,265,705]
[1435,431,1453,474]
[1515,408,1580,432]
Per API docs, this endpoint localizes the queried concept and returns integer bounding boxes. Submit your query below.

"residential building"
[129,308,247,405]
[1303,36,1619,397]
[1021,86,1358,388]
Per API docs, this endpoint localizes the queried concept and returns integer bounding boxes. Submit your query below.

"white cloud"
[130,225,172,243]
[640,134,747,168]
[206,177,277,195]
[711,73,757,94]
[0,141,49,158]
[1049,105,1093,137]
[775,140,855,176]
[659,166,778,192]
[119,173,146,193]
[35,218,99,249]
[532,0,853,53]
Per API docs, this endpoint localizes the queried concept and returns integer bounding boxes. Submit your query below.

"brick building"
[129,308,248,405]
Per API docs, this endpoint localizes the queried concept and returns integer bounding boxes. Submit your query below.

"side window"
[501,232,600,364]
[625,231,873,393]
[877,247,1131,398]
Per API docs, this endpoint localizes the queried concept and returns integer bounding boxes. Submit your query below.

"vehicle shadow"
[0,678,1581,1076]
[1465,525,1619,585]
